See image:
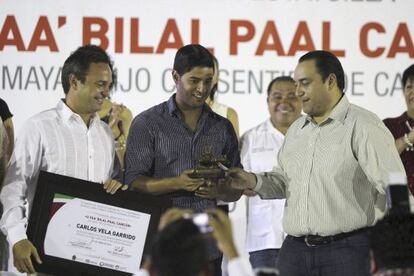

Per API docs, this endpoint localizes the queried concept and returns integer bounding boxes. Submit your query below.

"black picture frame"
[26,171,171,276]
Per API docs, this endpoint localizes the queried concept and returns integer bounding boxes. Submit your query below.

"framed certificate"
[27,171,171,276]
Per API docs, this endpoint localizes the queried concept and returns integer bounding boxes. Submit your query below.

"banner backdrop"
[1,0,413,255]
[1,0,413,135]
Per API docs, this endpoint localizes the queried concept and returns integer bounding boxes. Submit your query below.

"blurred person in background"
[241,76,301,270]
[99,98,133,169]
[0,98,14,163]
[383,64,414,196]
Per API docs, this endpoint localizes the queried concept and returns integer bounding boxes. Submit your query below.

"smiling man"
[228,50,405,276]
[241,76,301,270]
[124,44,241,276]
[0,45,126,275]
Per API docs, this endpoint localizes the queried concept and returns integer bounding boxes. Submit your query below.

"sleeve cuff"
[253,174,263,192]
[6,223,28,247]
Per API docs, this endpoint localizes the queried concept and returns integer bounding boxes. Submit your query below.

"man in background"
[0,98,14,163]
[241,76,301,270]
[0,99,12,271]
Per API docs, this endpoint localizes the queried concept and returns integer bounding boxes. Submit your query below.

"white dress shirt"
[0,100,116,247]
[241,119,286,253]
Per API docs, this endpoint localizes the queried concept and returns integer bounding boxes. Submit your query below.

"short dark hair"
[402,64,414,88]
[299,50,345,91]
[61,45,115,94]
[266,76,295,96]
[209,55,219,101]
[173,44,214,76]
[150,219,211,276]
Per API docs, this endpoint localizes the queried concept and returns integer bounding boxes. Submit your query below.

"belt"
[287,228,368,247]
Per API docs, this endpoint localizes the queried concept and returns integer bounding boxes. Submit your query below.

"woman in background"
[98,98,133,169]
[206,56,239,138]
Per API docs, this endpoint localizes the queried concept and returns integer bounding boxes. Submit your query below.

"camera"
[184,213,212,234]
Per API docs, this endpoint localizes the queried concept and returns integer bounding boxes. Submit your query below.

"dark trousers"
[249,248,280,269]
[277,231,370,276]
[0,203,8,271]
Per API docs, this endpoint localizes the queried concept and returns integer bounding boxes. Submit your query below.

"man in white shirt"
[241,76,301,270]
[0,45,126,274]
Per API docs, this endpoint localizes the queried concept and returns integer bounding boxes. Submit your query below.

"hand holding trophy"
[190,145,230,199]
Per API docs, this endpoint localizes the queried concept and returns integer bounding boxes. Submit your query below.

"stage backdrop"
[1,0,413,254]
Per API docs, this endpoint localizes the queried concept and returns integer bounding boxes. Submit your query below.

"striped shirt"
[124,94,240,210]
[254,95,405,237]
[0,100,116,246]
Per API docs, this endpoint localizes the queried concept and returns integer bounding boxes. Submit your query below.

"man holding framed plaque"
[0,45,126,274]
[124,44,241,275]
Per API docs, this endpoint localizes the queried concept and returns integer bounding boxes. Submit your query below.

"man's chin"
[191,99,206,107]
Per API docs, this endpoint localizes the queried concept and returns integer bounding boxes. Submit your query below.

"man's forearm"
[131,175,180,195]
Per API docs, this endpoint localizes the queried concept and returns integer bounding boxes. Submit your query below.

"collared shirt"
[124,94,240,209]
[124,95,240,260]
[0,100,116,247]
[241,119,286,252]
[255,95,405,237]
[383,112,414,196]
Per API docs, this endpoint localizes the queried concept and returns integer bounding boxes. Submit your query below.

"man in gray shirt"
[229,50,405,276]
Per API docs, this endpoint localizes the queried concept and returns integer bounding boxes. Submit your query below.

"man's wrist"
[247,173,257,190]
[7,224,28,248]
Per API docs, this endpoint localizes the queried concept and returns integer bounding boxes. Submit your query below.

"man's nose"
[197,82,208,93]
[102,86,110,97]
[295,84,304,97]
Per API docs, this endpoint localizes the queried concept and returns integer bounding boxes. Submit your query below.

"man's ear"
[69,74,78,90]
[327,73,337,90]
[172,70,180,84]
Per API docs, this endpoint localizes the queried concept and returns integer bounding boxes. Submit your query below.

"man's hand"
[195,179,219,199]
[12,239,42,274]
[175,169,205,192]
[227,168,257,190]
[103,179,128,194]
[206,208,238,259]
[108,102,123,128]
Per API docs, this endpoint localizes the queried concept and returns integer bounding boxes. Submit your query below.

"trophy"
[188,145,229,180]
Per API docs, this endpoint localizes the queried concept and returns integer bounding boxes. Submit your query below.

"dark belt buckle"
[304,235,326,247]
